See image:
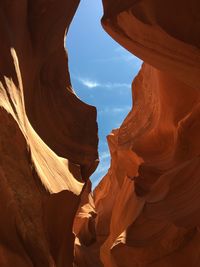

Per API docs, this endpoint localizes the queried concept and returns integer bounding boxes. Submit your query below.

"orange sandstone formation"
[74,1,200,267]
[0,1,98,266]
[1,0,200,266]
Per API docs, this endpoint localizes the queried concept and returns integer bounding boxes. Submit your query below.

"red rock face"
[0,1,98,266]
[74,1,200,267]
[1,1,200,267]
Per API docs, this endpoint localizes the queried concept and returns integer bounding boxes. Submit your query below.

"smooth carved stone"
[0,1,98,266]
[74,1,200,267]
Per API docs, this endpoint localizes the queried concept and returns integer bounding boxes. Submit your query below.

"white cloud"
[99,105,131,115]
[112,107,125,113]
[100,151,110,160]
[77,77,130,90]
[91,150,111,186]
[78,78,100,88]
[104,82,130,89]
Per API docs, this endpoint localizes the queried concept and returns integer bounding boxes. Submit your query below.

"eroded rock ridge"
[74,1,200,267]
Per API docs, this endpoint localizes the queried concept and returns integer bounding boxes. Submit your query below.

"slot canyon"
[0,0,200,267]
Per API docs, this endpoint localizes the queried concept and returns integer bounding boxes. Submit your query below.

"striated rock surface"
[1,0,200,266]
[0,1,98,266]
[74,1,200,267]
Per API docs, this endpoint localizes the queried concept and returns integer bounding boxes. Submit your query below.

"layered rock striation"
[0,1,98,266]
[74,1,200,267]
[1,0,200,267]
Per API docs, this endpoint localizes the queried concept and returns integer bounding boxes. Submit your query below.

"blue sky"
[66,0,142,188]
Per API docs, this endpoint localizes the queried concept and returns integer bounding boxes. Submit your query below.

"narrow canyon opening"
[0,0,199,266]
[66,0,142,188]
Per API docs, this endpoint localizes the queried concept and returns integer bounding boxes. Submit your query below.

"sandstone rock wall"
[1,0,200,266]
[0,1,98,266]
[74,1,200,266]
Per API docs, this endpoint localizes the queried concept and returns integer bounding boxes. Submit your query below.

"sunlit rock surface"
[0,1,98,266]
[1,0,200,266]
[74,1,200,266]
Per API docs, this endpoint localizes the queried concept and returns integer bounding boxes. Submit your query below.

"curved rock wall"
[74,1,200,267]
[1,0,200,266]
[0,1,98,266]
